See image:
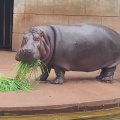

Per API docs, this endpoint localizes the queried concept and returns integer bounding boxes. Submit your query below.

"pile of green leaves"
[0,60,43,92]
[0,74,31,92]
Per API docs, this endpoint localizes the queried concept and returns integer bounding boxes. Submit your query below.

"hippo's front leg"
[51,66,65,84]
[36,64,51,81]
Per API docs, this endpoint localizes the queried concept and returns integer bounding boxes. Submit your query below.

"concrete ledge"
[0,98,120,116]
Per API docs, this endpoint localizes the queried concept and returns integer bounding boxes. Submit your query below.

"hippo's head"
[15,28,50,62]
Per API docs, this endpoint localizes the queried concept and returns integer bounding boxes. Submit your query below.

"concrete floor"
[0,51,120,115]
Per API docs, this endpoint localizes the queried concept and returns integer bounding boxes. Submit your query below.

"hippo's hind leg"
[96,66,116,81]
[51,66,65,84]
[36,64,51,81]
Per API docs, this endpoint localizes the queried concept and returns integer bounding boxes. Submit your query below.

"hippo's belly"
[51,25,120,71]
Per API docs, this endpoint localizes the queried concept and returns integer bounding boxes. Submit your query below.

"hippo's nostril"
[20,48,32,53]
[27,49,32,53]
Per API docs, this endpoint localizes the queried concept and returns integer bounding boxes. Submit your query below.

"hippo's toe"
[50,77,64,84]
[96,75,113,81]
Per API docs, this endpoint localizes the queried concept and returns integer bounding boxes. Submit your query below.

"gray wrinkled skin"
[15,23,120,84]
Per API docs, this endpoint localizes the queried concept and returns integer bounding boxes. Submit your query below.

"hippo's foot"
[36,73,48,81]
[51,77,64,84]
[96,75,113,81]
[51,66,65,84]
[96,66,116,81]
[36,65,51,82]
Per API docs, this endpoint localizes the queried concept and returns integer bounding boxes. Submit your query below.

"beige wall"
[12,0,120,51]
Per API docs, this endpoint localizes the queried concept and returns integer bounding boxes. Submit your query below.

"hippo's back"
[50,24,120,71]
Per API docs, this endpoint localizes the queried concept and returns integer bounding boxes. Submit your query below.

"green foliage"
[15,60,41,81]
[0,60,44,92]
[0,74,31,92]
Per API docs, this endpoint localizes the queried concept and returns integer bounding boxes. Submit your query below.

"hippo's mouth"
[15,51,40,62]
[15,55,38,62]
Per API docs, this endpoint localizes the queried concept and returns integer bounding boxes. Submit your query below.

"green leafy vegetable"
[0,73,31,92]
[0,60,46,92]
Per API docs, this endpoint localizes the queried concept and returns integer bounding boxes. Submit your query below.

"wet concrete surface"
[0,51,120,115]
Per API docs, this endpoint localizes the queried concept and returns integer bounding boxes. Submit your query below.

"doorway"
[0,0,14,50]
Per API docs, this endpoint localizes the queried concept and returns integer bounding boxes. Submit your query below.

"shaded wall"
[12,0,120,51]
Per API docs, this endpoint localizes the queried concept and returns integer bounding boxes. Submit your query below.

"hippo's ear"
[29,28,37,33]
[24,32,28,34]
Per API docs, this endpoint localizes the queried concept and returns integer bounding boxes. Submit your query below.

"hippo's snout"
[15,48,38,62]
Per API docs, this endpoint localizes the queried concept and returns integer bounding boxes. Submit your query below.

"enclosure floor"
[0,51,120,115]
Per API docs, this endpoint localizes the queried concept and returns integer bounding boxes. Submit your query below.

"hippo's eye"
[34,37,40,42]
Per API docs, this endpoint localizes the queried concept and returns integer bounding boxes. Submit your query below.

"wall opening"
[0,0,14,50]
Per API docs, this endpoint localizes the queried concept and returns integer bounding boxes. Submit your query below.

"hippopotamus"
[15,23,120,84]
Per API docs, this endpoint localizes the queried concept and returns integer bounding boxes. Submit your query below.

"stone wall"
[12,0,120,51]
